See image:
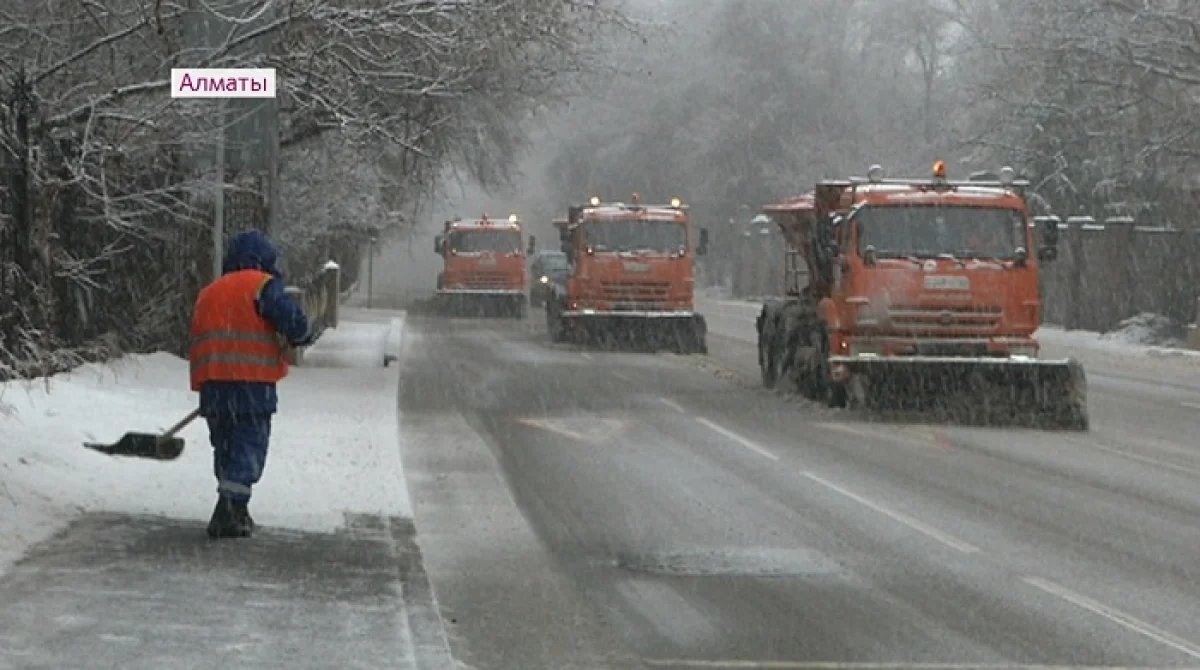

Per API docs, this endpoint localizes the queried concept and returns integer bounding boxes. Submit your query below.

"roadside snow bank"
[1038,312,1200,361]
[0,312,409,575]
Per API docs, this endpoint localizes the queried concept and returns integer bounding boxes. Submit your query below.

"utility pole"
[265,96,280,234]
[212,98,226,280]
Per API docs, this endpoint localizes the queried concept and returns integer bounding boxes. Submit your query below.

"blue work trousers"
[206,414,273,502]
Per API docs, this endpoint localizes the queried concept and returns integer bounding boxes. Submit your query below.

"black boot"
[233,501,255,532]
[207,498,253,539]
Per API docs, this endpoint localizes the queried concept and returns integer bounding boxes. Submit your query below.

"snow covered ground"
[0,308,409,575]
[1038,313,1200,361]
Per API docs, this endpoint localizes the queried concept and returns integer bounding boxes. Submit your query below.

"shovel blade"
[84,433,186,461]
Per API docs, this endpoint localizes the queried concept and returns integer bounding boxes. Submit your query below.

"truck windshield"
[584,220,686,254]
[855,205,1025,260]
[449,230,521,254]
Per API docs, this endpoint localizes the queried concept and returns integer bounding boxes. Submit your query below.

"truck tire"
[546,302,567,342]
[758,304,781,388]
[810,326,847,408]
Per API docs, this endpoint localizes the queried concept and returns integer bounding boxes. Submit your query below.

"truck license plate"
[923,275,969,290]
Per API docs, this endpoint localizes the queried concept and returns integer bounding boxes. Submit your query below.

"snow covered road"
[6,298,1200,669]
[395,308,1200,669]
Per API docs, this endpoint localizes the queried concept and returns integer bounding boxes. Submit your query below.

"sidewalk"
[0,309,411,573]
[0,309,458,670]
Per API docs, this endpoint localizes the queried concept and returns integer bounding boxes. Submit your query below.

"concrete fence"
[1037,217,1200,344]
[284,260,341,364]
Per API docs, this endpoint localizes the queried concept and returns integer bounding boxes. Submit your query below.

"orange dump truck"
[433,214,534,317]
[546,194,710,353]
[755,162,1088,429]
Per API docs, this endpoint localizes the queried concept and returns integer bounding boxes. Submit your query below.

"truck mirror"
[434,235,443,254]
[697,228,710,256]
[527,235,537,254]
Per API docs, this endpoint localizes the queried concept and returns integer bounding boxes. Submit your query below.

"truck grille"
[600,280,670,302]
[887,305,1001,333]
[463,272,513,289]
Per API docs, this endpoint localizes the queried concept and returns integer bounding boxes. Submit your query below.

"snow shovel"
[84,408,201,461]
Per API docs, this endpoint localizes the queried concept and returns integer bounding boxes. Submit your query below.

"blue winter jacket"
[198,230,313,417]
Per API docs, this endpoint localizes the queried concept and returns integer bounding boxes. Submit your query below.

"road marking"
[813,422,937,448]
[612,370,634,383]
[1023,576,1200,661]
[659,397,687,413]
[517,417,629,442]
[581,352,593,360]
[515,418,587,440]
[1063,437,1200,477]
[1181,401,1200,410]
[642,660,1184,669]
[696,418,779,461]
[801,472,979,554]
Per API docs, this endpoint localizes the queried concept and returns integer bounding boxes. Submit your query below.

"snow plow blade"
[431,292,526,318]
[829,355,1089,430]
[562,312,707,354]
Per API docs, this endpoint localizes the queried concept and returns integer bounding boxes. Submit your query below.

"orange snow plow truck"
[755,162,1088,430]
[433,214,533,318]
[546,194,710,353]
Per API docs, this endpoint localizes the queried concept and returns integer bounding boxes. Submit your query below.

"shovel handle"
[161,408,203,441]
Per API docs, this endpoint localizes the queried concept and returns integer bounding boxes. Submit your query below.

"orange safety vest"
[189,269,288,391]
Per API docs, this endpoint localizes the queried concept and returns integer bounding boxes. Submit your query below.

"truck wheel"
[759,333,780,388]
[810,327,847,408]
[547,303,567,342]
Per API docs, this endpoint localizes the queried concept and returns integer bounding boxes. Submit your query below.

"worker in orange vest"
[189,229,314,539]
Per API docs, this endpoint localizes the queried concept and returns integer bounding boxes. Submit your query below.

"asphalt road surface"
[399,296,1200,670]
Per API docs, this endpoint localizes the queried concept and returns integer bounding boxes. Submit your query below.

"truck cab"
[806,162,1059,360]
[433,214,533,317]
[755,162,1086,429]
[546,194,710,353]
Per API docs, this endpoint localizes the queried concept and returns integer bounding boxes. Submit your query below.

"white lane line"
[801,472,979,554]
[696,418,779,461]
[658,397,687,413]
[1063,437,1200,477]
[1181,401,1200,410]
[813,421,933,447]
[612,370,634,383]
[581,352,593,360]
[1023,576,1200,660]
[642,660,1180,669]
